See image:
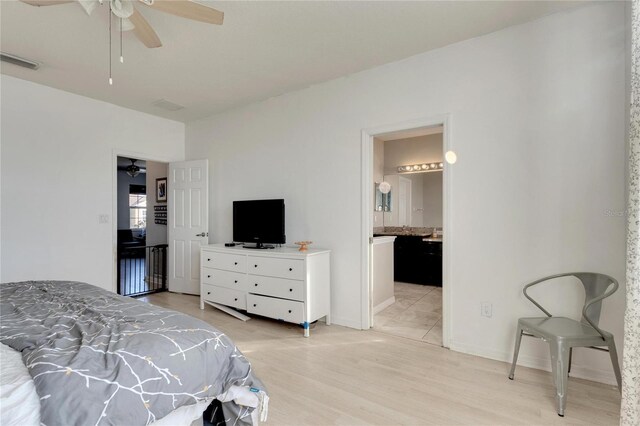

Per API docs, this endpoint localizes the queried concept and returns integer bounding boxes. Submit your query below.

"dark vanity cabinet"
[393,236,442,286]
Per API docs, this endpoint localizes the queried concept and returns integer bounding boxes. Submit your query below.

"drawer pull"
[234,280,238,283]
[288,310,292,313]
[234,262,238,265]
[254,264,258,268]
[207,258,211,261]
[289,268,293,271]
[253,304,257,307]
[234,298,238,301]
[289,288,293,292]
[254,283,258,287]
[207,275,211,278]
[207,291,211,295]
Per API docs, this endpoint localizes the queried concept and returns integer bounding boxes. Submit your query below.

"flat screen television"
[233,199,285,249]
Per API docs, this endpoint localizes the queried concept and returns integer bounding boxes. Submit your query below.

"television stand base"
[242,243,275,249]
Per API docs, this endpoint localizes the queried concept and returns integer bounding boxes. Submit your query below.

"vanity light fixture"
[397,162,444,173]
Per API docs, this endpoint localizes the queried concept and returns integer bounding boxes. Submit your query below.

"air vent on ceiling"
[152,99,185,111]
[0,52,40,70]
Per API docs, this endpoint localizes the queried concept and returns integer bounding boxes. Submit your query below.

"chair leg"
[568,347,573,374]
[508,326,524,380]
[607,339,622,392]
[550,342,571,417]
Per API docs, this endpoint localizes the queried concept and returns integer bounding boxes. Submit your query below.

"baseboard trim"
[373,296,395,314]
[449,340,618,386]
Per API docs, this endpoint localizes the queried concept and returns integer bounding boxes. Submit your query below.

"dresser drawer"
[203,284,246,310]
[247,294,304,324]
[249,276,304,301]
[248,256,304,280]
[202,252,246,273]
[202,268,247,291]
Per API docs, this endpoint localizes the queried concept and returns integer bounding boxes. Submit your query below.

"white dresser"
[200,244,331,337]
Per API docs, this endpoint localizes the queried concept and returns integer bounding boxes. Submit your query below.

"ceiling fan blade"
[139,0,223,25]
[20,0,74,5]
[129,8,162,48]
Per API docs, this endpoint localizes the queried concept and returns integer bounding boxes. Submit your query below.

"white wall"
[185,3,626,384]
[1,76,185,291]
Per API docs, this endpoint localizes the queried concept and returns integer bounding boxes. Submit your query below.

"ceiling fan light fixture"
[110,0,133,19]
[126,159,141,177]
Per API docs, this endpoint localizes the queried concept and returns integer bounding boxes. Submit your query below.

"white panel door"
[168,160,208,294]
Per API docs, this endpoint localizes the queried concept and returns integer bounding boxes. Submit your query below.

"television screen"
[233,199,285,247]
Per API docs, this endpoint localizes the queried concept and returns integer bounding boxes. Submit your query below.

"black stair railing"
[117,244,168,297]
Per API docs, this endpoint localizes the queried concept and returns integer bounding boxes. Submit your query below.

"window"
[129,185,147,229]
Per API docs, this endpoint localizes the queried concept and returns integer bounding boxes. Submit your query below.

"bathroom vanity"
[374,231,442,286]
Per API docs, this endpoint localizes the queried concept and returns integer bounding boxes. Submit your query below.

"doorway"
[361,115,452,347]
[115,155,169,296]
[372,129,444,344]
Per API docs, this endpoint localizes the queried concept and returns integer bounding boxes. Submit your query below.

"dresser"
[200,244,331,337]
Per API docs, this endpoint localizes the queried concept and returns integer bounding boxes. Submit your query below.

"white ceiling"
[1,0,585,122]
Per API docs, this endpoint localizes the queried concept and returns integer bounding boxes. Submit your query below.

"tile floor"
[373,282,442,345]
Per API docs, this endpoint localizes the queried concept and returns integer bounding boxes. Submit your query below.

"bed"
[0,280,268,426]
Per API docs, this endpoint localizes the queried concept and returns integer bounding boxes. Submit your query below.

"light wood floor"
[142,292,621,425]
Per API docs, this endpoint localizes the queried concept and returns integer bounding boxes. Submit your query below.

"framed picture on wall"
[156,177,167,203]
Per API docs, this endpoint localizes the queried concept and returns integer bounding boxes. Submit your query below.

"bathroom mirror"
[374,183,392,212]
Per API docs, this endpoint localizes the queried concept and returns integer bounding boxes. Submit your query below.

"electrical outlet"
[481,302,492,318]
[98,214,110,224]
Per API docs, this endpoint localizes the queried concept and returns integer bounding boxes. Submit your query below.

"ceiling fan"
[19,0,224,49]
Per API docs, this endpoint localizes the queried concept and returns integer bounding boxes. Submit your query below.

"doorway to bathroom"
[361,115,452,347]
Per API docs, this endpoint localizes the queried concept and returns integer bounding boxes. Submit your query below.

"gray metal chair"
[508,272,622,417]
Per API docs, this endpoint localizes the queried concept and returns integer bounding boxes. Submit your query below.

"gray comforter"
[0,281,266,426]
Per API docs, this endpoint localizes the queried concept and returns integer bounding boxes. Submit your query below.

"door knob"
[196,232,207,237]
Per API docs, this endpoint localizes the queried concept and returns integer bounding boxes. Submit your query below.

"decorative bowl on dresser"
[200,244,331,337]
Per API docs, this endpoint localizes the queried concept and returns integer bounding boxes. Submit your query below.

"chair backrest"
[523,272,618,337]
[572,273,618,327]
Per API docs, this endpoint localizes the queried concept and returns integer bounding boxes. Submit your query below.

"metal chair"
[508,272,622,417]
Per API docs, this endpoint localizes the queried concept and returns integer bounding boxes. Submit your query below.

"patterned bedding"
[0,281,267,426]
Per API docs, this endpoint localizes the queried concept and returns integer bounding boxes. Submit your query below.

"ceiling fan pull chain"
[108,1,112,85]
[120,18,124,64]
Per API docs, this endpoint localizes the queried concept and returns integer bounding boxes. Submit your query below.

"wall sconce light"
[445,151,457,164]
[397,162,444,173]
[378,181,391,194]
